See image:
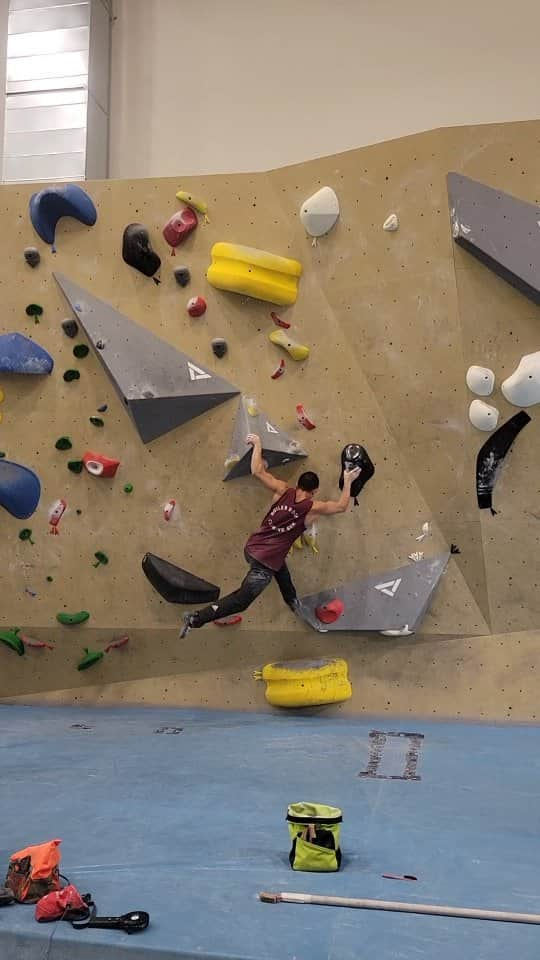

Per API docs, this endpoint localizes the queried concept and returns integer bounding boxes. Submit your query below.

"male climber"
[180,433,360,636]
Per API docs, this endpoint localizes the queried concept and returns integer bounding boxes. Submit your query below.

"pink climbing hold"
[316,598,344,624]
[163,207,198,253]
[271,358,286,380]
[187,296,207,318]
[163,498,176,521]
[270,311,291,330]
[21,635,55,650]
[48,498,67,534]
[296,404,316,430]
[105,634,129,652]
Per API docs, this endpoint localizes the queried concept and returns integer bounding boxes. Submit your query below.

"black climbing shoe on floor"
[287,599,328,633]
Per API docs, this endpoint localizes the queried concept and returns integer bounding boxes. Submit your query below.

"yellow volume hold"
[254,657,352,708]
[207,242,302,306]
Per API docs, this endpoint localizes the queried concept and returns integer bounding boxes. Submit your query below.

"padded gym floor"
[0,703,538,959]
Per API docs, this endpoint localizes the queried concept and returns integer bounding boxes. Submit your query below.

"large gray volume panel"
[54,273,240,443]
[300,552,450,632]
[224,396,307,480]
[447,172,540,305]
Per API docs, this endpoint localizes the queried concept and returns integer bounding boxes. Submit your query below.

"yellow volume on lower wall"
[207,242,302,306]
[254,657,352,708]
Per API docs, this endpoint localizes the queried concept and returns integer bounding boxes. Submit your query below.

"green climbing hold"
[0,451,5,458]
[93,551,109,568]
[73,344,89,359]
[77,648,104,671]
[46,576,53,582]
[0,627,24,656]
[63,369,80,382]
[89,416,104,427]
[26,304,43,321]
[56,610,90,625]
[55,436,72,451]
[123,483,133,494]
[67,459,83,474]
[19,528,34,545]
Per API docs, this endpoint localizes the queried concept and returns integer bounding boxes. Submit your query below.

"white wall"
[110,0,540,178]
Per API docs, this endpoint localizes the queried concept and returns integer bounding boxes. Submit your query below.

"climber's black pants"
[194,551,297,626]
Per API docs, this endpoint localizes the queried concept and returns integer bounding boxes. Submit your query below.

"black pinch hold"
[476,410,531,514]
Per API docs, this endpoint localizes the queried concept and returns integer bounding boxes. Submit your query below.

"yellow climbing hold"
[245,396,259,417]
[269,328,309,361]
[293,536,303,550]
[224,454,240,471]
[254,657,352,708]
[207,242,302,306]
[176,189,209,222]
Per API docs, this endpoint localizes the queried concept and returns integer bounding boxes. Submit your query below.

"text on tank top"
[245,488,313,571]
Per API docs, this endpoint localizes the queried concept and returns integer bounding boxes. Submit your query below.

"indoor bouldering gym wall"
[1,119,540,719]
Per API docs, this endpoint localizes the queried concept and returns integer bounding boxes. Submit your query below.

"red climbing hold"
[296,404,316,430]
[163,499,176,521]
[163,208,198,252]
[270,311,291,329]
[104,635,129,652]
[82,451,120,478]
[187,296,207,318]
[316,598,344,624]
[48,498,67,534]
[271,358,286,380]
[21,635,55,650]
[214,616,242,627]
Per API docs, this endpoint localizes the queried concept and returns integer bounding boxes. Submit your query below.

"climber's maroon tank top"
[245,488,313,572]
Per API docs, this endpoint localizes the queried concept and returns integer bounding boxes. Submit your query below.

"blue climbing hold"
[0,333,54,374]
[0,459,41,519]
[29,184,97,246]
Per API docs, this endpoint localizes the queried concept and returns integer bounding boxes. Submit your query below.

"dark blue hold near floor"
[0,704,539,959]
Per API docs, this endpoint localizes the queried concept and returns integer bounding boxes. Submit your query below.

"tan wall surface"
[1,119,540,720]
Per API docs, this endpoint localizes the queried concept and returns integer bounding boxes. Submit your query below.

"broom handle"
[260,892,540,925]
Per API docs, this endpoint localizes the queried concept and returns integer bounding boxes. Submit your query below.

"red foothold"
[270,311,291,329]
[296,404,316,430]
[271,359,286,380]
[105,635,129,652]
[214,616,242,627]
[187,296,207,318]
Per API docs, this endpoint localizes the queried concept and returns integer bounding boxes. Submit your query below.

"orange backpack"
[6,839,62,903]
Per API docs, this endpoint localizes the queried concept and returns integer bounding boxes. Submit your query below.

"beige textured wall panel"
[5,629,540,725]
[1,119,540,715]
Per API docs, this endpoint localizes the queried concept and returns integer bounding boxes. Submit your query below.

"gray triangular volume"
[300,553,450,632]
[224,396,307,480]
[447,173,540,305]
[54,273,240,443]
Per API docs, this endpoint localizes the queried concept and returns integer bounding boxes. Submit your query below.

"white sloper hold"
[469,399,499,431]
[382,213,399,232]
[466,365,495,396]
[300,187,339,240]
[502,351,540,407]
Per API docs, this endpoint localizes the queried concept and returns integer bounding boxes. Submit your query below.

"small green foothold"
[77,648,104,671]
[67,460,83,474]
[73,344,89,359]
[63,369,80,383]
[55,436,72,451]
[93,551,109,568]
[89,416,104,427]
[19,528,34,545]
[46,576,53,582]
[26,303,43,318]
[0,452,5,459]
[124,483,134,494]
[57,610,90,626]
[0,627,24,656]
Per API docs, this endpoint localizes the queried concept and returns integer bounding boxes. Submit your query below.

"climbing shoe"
[179,613,200,639]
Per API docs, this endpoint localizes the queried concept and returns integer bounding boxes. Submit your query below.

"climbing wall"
[1,119,540,721]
